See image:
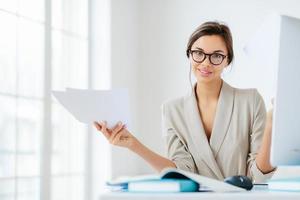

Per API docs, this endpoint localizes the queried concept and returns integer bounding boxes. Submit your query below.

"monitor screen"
[271,15,300,166]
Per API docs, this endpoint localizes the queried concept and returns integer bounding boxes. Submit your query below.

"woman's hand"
[93,121,137,149]
[256,98,276,174]
[93,121,176,172]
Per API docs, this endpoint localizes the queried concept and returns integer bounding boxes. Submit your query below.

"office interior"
[0,0,300,200]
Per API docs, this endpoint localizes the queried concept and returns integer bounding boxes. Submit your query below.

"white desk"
[100,185,300,200]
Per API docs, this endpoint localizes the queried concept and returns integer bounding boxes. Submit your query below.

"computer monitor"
[271,15,300,166]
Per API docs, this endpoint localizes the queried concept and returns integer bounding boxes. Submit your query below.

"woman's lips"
[198,68,212,77]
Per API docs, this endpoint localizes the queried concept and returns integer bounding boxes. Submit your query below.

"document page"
[52,88,130,129]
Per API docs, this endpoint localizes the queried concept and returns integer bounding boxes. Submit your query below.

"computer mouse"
[224,175,253,190]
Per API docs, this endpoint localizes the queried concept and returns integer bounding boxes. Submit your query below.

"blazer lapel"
[210,81,235,158]
[184,84,225,179]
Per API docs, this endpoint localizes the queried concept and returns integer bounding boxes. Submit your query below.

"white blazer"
[162,81,274,183]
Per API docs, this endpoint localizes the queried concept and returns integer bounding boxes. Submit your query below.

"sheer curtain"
[0,0,91,199]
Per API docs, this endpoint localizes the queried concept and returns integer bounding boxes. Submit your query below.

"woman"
[94,21,276,183]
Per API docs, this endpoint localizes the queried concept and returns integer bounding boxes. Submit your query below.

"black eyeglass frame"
[188,50,227,65]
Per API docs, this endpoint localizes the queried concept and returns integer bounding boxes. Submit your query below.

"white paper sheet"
[52,88,130,129]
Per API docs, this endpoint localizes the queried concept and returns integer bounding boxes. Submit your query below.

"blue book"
[106,168,244,192]
[127,178,198,192]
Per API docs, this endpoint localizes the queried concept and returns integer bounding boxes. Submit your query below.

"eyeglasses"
[189,50,227,65]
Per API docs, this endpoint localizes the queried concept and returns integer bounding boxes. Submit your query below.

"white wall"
[110,0,141,178]
[108,0,300,176]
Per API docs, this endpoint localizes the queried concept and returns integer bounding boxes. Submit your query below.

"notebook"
[106,168,245,192]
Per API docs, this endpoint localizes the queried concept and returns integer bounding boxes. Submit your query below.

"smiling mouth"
[198,68,212,76]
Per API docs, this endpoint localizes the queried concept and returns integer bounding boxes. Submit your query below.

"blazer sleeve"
[161,103,197,173]
[247,90,275,183]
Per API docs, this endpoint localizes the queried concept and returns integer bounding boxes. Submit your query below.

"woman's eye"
[212,53,222,58]
[195,51,204,56]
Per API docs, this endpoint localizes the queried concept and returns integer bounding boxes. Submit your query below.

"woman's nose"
[201,55,211,66]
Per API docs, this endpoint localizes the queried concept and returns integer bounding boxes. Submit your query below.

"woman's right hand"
[94,121,176,172]
[93,121,138,149]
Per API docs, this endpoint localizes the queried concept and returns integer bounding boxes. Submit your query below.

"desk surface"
[99,185,300,200]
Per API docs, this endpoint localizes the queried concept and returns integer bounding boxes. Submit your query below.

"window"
[0,0,89,199]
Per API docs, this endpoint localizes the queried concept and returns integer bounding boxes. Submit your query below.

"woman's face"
[190,35,228,84]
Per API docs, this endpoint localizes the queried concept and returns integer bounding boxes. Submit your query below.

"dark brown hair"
[186,21,234,65]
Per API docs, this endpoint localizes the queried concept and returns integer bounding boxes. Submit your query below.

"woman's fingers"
[110,122,120,132]
[94,121,111,139]
[93,121,101,130]
[109,122,125,143]
[111,131,123,145]
[111,126,128,145]
[94,121,128,145]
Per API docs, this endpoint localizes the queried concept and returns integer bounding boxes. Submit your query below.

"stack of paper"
[52,88,131,129]
[268,166,300,192]
[268,178,300,192]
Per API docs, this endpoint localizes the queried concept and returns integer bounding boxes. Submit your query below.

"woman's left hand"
[256,98,276,174]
